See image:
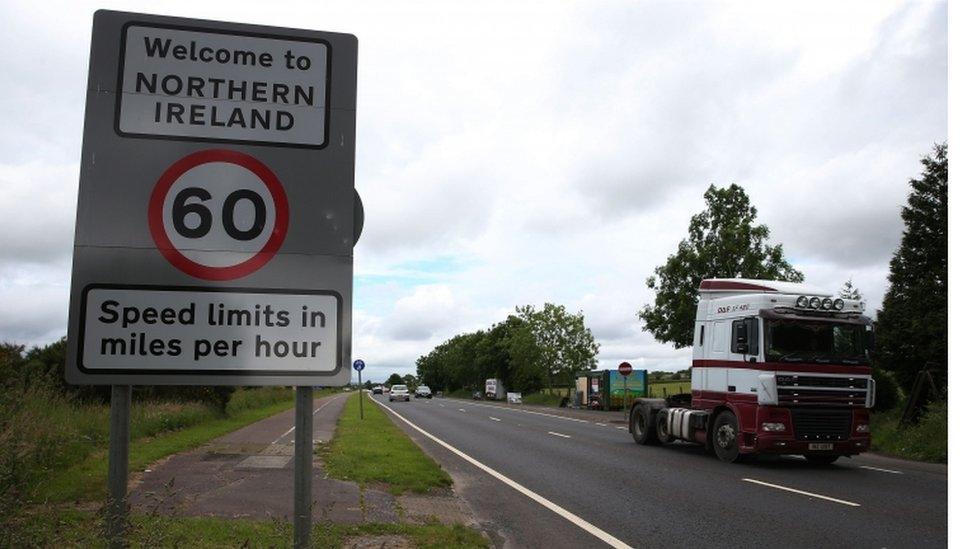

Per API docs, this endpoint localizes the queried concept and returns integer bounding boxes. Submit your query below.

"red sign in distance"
[618,361,633,376]
[148,149,289,281]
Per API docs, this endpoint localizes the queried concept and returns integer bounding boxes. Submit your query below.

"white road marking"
[741,478,861,507]
[273,395,337,444]
[595,423,607,427]
[548,431,571,439]
[450,399,590,423]
[459,408,466,412]
[439,404,445,407]
[370,396,633,549]
[489,417,501,422]
[859,465,903,475]
[616,426,628,430]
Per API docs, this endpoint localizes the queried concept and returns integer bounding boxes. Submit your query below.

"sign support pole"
[358,370,364,420]
[294,387,313,549]
[107,385,131,548]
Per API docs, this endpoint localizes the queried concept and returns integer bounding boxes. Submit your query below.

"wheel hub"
[717,424,736,449]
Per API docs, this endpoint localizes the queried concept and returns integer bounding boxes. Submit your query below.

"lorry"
[485,378,507,401]
[629,278,875,464]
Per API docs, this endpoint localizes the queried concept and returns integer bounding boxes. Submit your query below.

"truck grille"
[777,388,867,407]
[790,408,852,441]
[776,375,868,389]
[775,374,869,406]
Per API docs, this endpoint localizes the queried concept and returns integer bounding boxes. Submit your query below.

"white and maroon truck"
[629,278,875,464]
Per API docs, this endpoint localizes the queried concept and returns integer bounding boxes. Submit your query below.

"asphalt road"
[373,395,946,548]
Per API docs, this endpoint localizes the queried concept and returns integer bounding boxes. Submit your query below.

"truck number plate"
[808,443,834,451]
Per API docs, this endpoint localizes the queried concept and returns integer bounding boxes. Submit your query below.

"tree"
[517,303,599,387]
[639,184,803,348]
[386,373,404,386]
[875,143,948,392]
[839,278,862,302]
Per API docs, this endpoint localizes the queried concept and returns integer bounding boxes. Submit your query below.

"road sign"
[353,359,365,372]
[618,362,633,376]
[65,10,358,387]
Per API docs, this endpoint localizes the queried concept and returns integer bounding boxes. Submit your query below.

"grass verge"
[19,388,336,505]
[870,399,947,462]
[520,392,563,406]
[10,507,489,548]
[319,395,452,495]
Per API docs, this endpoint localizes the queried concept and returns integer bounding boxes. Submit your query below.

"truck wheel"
[712,410,743,463]
[804,454,840,466]
[654,410,675,445]
[630,405,660,445]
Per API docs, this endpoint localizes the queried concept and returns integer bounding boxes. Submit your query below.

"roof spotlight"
[796,296,809,308]
[820,298,832,310]
[833,298,844,310]
[809,297,821,309]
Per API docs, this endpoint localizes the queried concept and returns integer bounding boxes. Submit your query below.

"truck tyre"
[630,405,660,446]
[655,409,675,445]
[712,410,743,463]
[804,454,840,466]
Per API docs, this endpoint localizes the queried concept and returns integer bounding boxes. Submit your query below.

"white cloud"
[0,0,946,381]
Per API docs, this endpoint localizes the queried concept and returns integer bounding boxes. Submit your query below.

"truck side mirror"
[732,320,749,354]
[731,318,760,355]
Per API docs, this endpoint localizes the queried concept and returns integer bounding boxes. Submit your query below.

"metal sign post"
[294,387,313,548]
[65,11,358,547]
[353,359,365,420]
[107,385,131,548]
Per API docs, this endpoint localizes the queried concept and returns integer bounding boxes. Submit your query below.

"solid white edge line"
[548,431,571,438]
[742,478,861,507]
[859,465,903,474]
[595,423,607,426]
[489,417,501,422]
[371,395,633,549]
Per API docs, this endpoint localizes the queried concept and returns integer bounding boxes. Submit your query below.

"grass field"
[647,381,692,398]
[11,507,489,548]
[319,394,453,495]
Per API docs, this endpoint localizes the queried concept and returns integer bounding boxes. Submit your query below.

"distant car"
[389,384,410,402]
[472,391,483,400]
[372,386,384,395]
[415,385,433,398]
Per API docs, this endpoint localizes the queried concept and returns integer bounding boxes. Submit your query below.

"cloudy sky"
[0,1,946,383]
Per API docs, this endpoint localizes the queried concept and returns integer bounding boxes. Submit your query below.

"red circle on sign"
[148,149,289,281]
[618,362,633,376]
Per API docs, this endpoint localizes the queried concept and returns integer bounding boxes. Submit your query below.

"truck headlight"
[762,422,786,432]
[856,424,870,433]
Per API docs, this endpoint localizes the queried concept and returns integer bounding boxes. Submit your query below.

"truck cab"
[631,278,874,464]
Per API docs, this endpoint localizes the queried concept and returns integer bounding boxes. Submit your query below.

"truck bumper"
[753,434,870,456]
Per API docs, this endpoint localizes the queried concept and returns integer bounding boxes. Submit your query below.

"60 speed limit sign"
[65,11,357,387]
[148,149,289,281]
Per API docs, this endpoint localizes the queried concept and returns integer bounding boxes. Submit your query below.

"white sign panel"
[118,24,330,146]
[80,286,340,375]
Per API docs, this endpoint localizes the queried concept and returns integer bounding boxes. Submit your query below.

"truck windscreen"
[764,319,869,365]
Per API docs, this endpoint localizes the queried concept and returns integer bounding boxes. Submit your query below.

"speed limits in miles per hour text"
[80,286,340,375]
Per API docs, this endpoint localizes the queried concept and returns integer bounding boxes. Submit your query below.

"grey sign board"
[65,10,357,386]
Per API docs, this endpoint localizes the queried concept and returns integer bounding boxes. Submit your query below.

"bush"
[871,399,947,462]
[872,368,902,412]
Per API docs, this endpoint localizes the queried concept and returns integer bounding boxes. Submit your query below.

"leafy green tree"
[517,303,599,387]
[639,184,803,348]
[875,143,948,392]
[386,373,404,386]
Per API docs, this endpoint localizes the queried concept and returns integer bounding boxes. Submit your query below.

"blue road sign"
[353,359,365,372]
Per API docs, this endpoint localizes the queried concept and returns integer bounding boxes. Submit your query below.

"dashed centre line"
[489,417,502,422]
[742,478,861,507]
[548,431,572,438]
